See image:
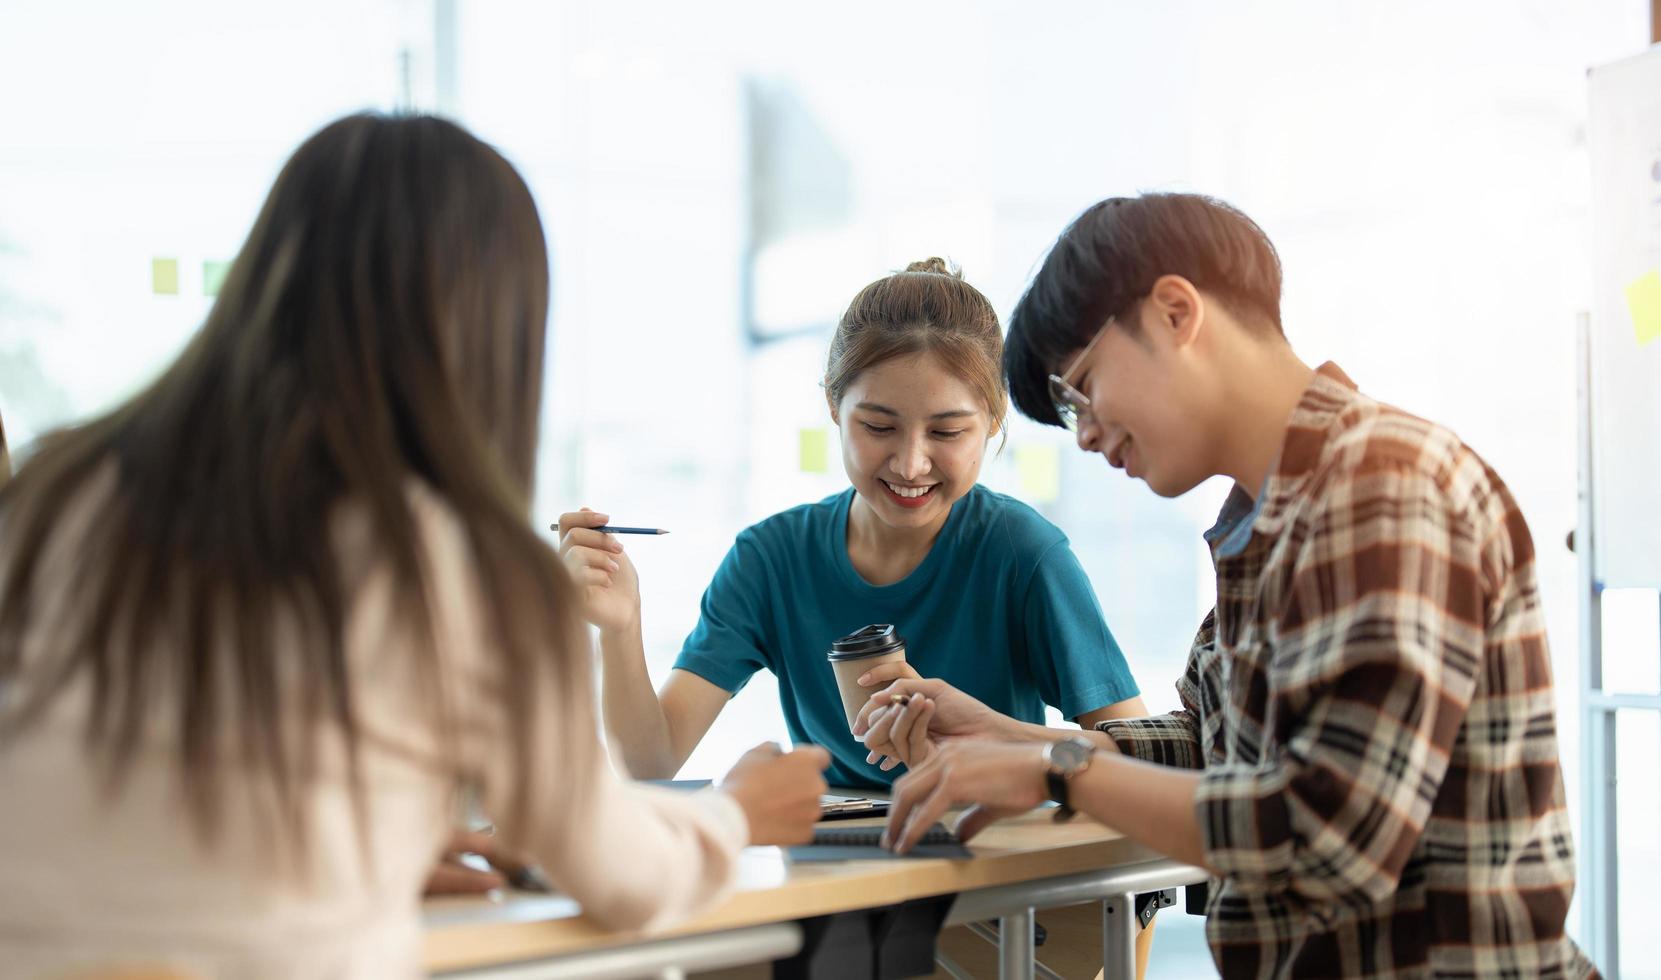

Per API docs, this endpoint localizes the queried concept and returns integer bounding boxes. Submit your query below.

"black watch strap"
[1046,769,1075,820]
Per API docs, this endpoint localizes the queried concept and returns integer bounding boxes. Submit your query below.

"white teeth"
[884,481,935,499]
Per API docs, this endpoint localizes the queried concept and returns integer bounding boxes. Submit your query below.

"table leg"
[999,908,1035,980]
[1101,894,1137,980]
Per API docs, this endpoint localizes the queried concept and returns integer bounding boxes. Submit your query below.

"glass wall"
[1,1,1651,971]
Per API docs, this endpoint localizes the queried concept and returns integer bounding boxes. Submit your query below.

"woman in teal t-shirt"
[560,258,1143,789]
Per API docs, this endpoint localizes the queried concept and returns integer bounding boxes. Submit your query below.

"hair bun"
[903,256,960,277]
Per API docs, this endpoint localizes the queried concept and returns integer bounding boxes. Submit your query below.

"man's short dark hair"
[1004,193,1284,427]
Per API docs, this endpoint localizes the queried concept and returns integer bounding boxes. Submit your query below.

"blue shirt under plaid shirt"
[1098,363,1596,979]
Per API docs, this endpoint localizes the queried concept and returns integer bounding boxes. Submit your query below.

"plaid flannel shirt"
[1099,364,1595,978]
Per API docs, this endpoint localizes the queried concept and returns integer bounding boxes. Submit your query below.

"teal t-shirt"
[675,485,1138,789]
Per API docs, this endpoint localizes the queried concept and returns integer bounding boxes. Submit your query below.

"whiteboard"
[1588,48,1661,589]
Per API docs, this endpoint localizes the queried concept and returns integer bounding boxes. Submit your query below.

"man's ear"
[1147,274,1205,350]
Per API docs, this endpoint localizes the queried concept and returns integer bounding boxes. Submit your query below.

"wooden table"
[424,807,1205,979]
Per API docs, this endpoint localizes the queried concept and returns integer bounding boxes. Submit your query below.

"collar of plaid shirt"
[1202,361,1357,561]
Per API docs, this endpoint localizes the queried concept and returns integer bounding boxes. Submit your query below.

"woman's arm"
[560,509,755,778]
[601,660,726,778]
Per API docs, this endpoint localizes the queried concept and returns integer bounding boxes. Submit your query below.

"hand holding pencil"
[555,508,649,634]
[424,829,551,896]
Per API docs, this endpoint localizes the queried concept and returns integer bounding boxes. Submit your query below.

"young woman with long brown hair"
[0,113,827,978]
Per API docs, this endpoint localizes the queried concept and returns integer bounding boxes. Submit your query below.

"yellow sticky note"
[202,260,230,297]
[151,257,179,295]
[799,428,829,473]
[1626,270,1661,348]
[1015,443,1061,504]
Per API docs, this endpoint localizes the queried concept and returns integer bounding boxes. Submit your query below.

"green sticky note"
[1015,443,1061,504]
[203,260,230,297]
[1625,269,1661,348]
[799,428,829,473]
[151,257,179,295]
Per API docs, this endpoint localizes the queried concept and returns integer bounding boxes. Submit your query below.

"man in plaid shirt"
[865,194,1595,977]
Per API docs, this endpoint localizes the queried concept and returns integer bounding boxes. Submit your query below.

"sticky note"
[1015,443,1061,504]
[151,257,179,295]
[203,260,230,297]
[799,428,829,473]
[1625,269,1661,348]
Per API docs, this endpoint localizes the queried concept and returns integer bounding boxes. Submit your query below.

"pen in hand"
[455,848,553,894]
[494,858,553,894]
[432,829,554,896]
[548,523,669,536]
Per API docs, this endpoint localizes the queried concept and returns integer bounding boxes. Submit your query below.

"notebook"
[641,780,891,821]
[817,793,890,821]
[787,822,972,861]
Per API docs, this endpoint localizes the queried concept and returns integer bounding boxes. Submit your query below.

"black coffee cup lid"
[829,624,905,661]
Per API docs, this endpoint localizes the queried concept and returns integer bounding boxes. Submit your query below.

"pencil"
[548,523,670,535]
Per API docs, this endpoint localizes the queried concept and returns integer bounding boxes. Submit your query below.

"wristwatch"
[1042,735,1096,822]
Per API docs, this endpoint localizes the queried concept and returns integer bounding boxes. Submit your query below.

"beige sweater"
[0,483,748,979]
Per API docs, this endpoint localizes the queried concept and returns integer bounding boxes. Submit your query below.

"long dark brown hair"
[0,408,10,483]
[0,113,589,854]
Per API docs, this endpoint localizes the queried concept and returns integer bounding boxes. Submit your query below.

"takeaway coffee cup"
[828,624,907,729]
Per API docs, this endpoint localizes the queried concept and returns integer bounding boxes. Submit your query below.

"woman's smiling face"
[836,350,992,531]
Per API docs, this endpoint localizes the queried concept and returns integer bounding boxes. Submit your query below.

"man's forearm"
[596,623,679,778]
[1070,752,1213,871]
[992,715,1205,859]
[999,716,1121,753]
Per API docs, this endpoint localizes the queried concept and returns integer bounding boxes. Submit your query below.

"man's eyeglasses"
[1047,317,1115,432]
